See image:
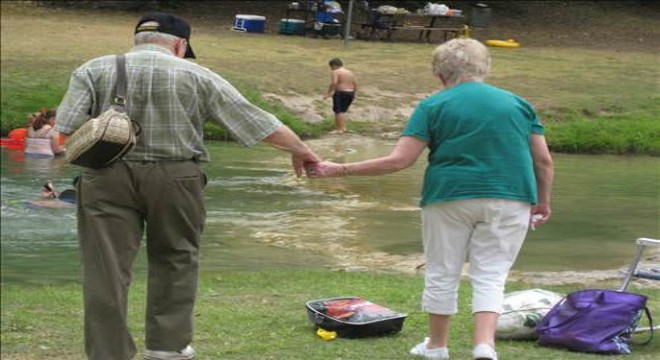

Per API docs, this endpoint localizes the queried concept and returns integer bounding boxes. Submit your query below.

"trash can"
[469,3,492,28]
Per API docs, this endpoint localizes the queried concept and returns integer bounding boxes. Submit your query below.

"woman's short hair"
[134,31,181,46]
[431,38,491,85]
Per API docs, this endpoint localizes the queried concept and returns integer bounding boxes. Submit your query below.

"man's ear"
[175,39,187,58]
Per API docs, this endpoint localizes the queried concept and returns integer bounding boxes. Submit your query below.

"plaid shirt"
[55,44,282,162]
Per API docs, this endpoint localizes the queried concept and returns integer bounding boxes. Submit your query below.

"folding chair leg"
[619,238,660,292]
[634,325,660,333]
[620,243,646,291]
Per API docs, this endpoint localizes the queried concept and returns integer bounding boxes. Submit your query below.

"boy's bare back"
[332,67,357,92]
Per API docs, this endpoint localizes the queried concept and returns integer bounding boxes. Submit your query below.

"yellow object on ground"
[486,39,521,48]
[316,328,337,341]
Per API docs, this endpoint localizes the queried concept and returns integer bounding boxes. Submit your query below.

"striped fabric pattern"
[56,44,282,162]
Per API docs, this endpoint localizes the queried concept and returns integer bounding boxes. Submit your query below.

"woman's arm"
[308,136,427,177]
[530,134,554,225]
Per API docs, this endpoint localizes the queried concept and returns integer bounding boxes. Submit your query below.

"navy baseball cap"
[135,12,196,58]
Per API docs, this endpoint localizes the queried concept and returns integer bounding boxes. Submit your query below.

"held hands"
[305,161,347,178]
[292,151,322,178]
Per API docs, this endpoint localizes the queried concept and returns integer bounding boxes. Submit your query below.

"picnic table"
[355,11,467,43]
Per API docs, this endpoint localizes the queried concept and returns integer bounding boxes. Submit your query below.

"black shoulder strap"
[113,55,127,112]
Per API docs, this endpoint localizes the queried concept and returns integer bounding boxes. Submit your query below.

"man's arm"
[202,72,322,176]
[262,125,322,177]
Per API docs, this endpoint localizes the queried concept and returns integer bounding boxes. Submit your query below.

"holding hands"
[291,151,321,178]
[305,161,347,178]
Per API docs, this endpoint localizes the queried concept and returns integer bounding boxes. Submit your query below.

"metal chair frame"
[619,237,659,333]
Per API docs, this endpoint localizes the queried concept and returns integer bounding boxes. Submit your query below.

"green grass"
[545,113,660,155]
[2,269,659,359]
[1,4,659,153]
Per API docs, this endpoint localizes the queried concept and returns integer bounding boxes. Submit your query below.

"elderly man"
[56,12,320,360]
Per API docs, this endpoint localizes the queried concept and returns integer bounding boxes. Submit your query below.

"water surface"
[1,139,658,285]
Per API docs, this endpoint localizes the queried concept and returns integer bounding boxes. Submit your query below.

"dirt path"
[263,86,424,124]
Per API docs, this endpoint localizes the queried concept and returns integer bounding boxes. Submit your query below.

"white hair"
[432,38,491,85]
[134,31,181,46]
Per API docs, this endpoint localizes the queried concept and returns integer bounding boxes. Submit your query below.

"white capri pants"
[421,198,530,315]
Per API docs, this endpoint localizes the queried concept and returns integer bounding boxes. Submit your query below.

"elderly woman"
[307,38,554,360]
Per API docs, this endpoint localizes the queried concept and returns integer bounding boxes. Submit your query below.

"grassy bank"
[2,269,658,359]
[1,4,658,154]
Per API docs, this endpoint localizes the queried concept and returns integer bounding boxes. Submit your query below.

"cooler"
[232,14,266,33]
[279,19,306,35]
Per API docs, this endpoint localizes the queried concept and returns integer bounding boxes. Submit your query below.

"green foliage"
[0,75,68,134]
[545,114,660,155]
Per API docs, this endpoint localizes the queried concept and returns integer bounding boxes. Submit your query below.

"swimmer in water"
[24,182,76,208]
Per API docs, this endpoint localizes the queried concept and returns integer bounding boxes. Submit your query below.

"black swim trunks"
[332,91,355,113]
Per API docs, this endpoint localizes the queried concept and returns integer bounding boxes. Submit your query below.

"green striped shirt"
[55,44,282,162]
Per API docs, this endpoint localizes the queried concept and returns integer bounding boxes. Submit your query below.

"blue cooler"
[232,14,266,33]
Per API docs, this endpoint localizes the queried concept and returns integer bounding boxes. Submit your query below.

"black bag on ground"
[306,297,407,338]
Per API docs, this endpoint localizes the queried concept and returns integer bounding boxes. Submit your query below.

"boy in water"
[323,58,357,134]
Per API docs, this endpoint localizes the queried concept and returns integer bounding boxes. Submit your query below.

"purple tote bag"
[536,289,653,354]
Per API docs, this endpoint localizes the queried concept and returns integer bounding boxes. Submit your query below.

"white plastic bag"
[377,5,398,15]
[496,289,564,340]
[424,3,449,16]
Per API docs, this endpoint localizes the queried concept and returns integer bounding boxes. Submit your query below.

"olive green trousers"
[76,160,206,360]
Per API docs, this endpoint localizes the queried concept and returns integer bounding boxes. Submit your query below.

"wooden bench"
[353,21,393,41]
[390,25,467,42]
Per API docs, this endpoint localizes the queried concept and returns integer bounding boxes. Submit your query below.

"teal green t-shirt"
[401,82,544,207]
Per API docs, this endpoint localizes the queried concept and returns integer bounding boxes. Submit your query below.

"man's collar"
[129,43,176,56]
